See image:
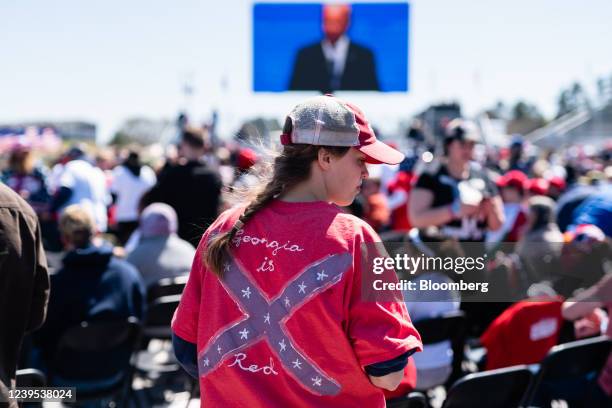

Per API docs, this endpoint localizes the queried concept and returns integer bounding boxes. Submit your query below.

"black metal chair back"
[50,317,141,402]
[387,391,428,408]
[146,275,188,303]
[442,365,533,408]
[143,294,181,340]
[524,335,612,406]
[16,368,46,387]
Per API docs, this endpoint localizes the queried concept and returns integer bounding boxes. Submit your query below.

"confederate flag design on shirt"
[172,200,421,407]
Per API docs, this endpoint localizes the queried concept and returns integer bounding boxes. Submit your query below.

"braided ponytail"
[204,176,284,276]
[204,142,350,277]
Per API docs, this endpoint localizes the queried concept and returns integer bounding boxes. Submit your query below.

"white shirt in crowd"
[404,272,461,390]
[58,159,111,232]
[110,165,157,223]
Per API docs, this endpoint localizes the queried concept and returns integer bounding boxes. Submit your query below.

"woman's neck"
[447,160,469,179]
[280,180,327,203]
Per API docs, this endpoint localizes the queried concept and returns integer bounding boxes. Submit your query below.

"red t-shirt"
[172,200,422,407]
[506,209,527,242]
[387,171,413,231]
[480,298,563,370]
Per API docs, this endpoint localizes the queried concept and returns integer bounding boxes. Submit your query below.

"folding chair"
[442,365,533,408]
[48,317,141,406]
[387,391,429,408]
[146,275,188,303]
[414,310,467,388]
[524,335,612,407]
[15,368,46,388]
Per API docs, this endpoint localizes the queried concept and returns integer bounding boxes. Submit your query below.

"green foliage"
[109,131,131,146]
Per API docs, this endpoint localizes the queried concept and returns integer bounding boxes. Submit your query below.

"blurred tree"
[557,90,572,118]
[571,82,591,110]
[109,118,175,146]
[109,131,131,146]
[512,101,529,120]
[597,78,606,101]
[235,117,281,144]
[507,100,546,135]
[556,81,592,118]
[596,76,611,104]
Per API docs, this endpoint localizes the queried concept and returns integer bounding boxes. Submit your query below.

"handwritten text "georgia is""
[232,230,304,256]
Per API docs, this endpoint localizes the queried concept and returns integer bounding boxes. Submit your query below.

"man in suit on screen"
[289,4,379,93]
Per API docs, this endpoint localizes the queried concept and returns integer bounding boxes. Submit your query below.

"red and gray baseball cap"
[280,95,405,165]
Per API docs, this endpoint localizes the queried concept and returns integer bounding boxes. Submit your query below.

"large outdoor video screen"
[253,2,409,93]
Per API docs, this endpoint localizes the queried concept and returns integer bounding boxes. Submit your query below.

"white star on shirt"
[217,345,222,354]
[224,263,230,273]
[317,270,328,281]
[279,339,287,352]
[239,328,249,340]
[298,281,307,294]
[242,287,251,299]
[312,376,322,387]
[284,296,291,307]
[203,358,210,367]
[264,313,270,324]
[292,359,302,369]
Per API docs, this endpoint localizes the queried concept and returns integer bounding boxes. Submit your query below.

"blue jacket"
[35,243,145,363]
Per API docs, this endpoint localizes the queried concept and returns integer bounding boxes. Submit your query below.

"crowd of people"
[1,94,612,407]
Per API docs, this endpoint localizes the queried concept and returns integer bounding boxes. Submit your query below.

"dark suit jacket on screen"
[289,41,379,93]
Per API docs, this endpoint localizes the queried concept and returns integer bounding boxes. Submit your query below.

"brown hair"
[204,121,350,277]
[9,150,35,175]
[59,204,96,249]
[181,126,207,149]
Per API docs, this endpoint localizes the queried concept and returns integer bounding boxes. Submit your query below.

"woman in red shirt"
[172,95,422,407]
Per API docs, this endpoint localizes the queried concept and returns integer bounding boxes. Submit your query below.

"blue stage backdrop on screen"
[253,2,409,93]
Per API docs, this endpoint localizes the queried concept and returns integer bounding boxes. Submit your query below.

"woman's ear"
[317,148,333,171]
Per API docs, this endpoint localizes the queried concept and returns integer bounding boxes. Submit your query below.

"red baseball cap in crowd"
[236,148,258,171]
[548,176,566,192]
[525,178,549,195]
[280,95,405,165]
[497,170,528,192]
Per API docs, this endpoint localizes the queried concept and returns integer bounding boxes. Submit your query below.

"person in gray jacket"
[127,203,195,288]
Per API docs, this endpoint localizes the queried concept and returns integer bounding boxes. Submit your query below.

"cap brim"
[445,133,481,144]
[496,179,508,187]
[359,141,405,165]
